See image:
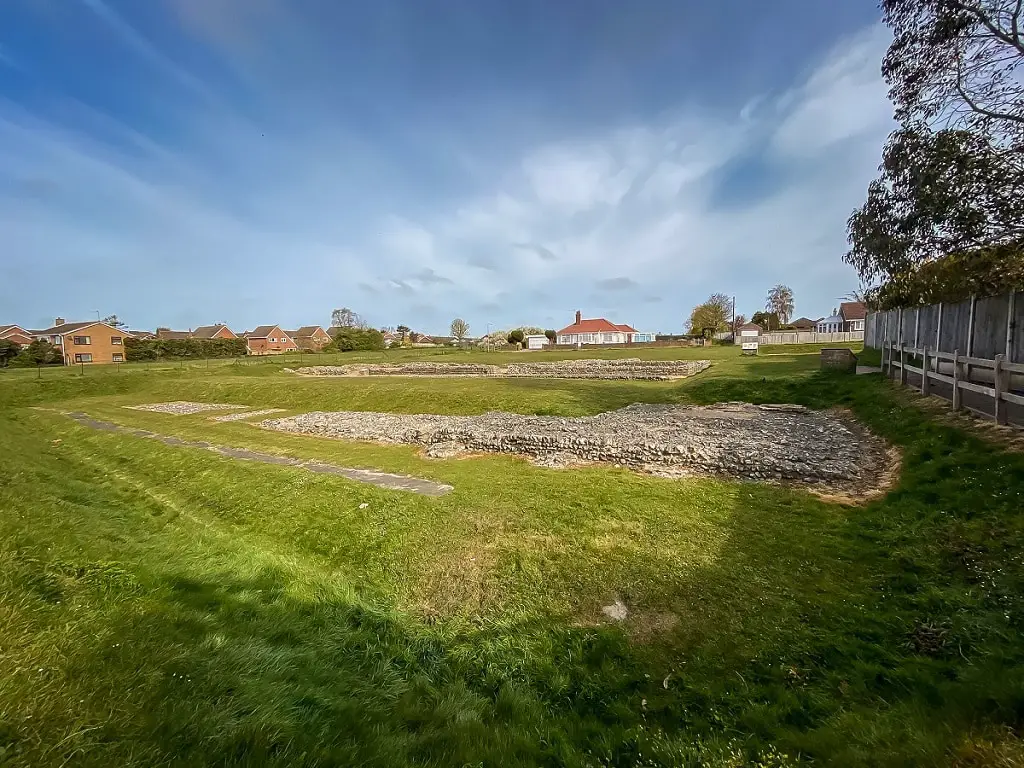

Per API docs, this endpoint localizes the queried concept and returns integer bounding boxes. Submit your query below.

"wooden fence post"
[994,354,1008,425]
[1008,290,1017,362]
[935,302,943,371]
[914,307,920,351]
[921,347,930,395]
[899,344,907,386]
[952,349,961,412]
[966,295,977,381]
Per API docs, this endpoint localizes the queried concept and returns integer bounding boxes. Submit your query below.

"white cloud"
[0,21,894,333]
[353,23,894,329]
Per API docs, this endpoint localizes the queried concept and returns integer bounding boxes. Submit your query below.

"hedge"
[872,241,1024,309]
[124,337,248,361]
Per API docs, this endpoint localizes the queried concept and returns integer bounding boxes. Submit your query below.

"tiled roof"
[289,326,325,337]
[739,323,762,331]
[839,302,867,321]
[36,321,104,335]
[192,324,234,339]
[556,318,637,335]
[155,329,192,340]
[246,325,282,338]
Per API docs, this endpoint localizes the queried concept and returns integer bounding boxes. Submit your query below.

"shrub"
[544,329,556,343]
[327,328,385,352]
[10,339,63,367]
[124,338,248,361]
[507,329,525,345]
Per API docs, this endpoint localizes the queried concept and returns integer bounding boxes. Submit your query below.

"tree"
[687,293,732,334]
[881,0,1024,141]
[0,339,20,367]
[847,0,1024,288]
[544,329,557,343]
[395,325,411,342]
[328,328,385,352]
[751,311,781,331]
[847,127,1024,283]
[732,314,747,333]
[507,329,525,345]
[11,339,62,367]
[331,308,363,328]
[450,318,469,341]
[765,285,794,325]
[101,314,126,328]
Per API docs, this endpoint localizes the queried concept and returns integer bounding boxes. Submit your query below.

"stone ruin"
[294,358,712,381]
[260,402,890,495]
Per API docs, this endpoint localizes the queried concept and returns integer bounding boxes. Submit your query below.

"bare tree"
[331,308,363,328]
[883,0,1024,140]
[765,285,795,325]
[450,318,469,341]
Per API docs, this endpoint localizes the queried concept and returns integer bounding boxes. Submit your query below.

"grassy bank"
[1,356,1022,766]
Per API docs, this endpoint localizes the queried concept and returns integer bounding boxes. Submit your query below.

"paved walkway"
[66,412,453,496]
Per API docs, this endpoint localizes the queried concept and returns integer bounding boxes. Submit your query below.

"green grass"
[2,346,1023,767]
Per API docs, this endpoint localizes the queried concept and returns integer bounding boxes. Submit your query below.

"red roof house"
[555,311,653,345]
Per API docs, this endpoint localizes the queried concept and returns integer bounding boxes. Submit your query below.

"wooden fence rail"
[883,342,1024,425]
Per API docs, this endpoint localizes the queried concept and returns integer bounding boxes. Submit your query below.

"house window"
[112,353,123,362]
[74,353,93,363]
[269,337,276,342]
[111,336,122,345]
[73,336,91,345]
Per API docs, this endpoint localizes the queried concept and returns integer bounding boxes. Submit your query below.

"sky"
[0,0,893,335]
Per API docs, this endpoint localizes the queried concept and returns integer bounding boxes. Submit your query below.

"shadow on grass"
[4,373,1024,767]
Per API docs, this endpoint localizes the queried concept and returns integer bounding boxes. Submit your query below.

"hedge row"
[125,337,248,360]
[873,241,1024,309]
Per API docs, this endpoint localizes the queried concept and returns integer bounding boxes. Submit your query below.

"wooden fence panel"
[973,295,1010,360]
[867,291,1020,363]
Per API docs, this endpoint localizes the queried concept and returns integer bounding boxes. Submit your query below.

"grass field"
[2,343,1023,766]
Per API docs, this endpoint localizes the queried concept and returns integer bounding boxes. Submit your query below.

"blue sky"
[0,0,891,334]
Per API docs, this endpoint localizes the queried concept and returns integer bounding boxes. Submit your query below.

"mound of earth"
[261,402,891,495]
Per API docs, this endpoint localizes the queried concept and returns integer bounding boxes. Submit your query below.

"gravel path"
[294,358,711,381]
[210,409,286,422]
[126,401,248,415]
[261,402,890,494]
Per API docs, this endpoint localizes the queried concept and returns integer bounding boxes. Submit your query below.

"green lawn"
[2,345,1023,766]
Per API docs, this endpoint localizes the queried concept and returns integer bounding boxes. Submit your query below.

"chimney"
[575,310,581,325]
[54,317,65,327]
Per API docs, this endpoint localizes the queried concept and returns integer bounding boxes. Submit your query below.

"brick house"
[0,324,35,346]
[556,310,655,345]
[192,324,237,340]
[31,318,133,364]
[243,325,297,355]
[286,326,331,351]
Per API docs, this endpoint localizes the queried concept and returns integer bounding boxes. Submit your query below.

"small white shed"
[524,334,548,350]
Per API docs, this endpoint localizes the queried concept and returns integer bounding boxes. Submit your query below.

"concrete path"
[66,412,453,496]
[856,366,883,375]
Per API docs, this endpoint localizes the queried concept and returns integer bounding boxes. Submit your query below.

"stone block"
[820,348,858,373]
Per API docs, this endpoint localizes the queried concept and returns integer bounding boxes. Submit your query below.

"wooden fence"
[882,342,1024,425]
[733,330,864,346]
[865,290,1022,362]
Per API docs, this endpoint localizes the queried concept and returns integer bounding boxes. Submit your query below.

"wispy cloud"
[79,0,218,102]
[595,277,638,291]
[0,15,892,334]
